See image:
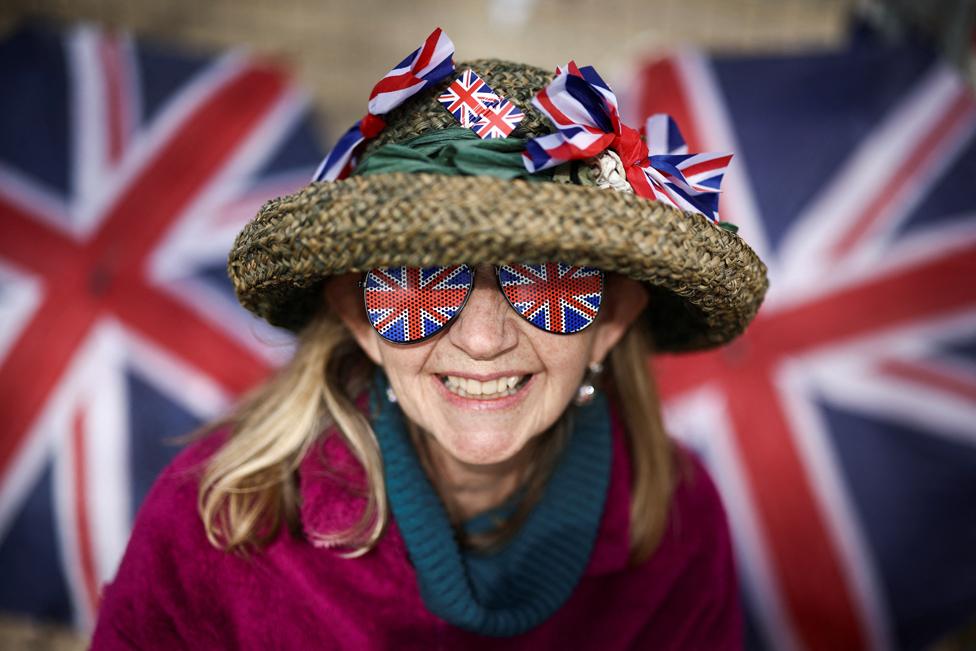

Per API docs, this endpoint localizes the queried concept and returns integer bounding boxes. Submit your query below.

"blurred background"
[0,0,974,649]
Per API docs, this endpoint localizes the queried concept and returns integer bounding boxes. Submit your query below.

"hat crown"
[229,59,769,351]
[361,58,556,159]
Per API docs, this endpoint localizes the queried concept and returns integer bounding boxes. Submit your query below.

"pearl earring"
[386,385,398,404]
[574,361,604,406]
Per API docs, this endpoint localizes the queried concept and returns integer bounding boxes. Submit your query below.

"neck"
[410,426,538,524]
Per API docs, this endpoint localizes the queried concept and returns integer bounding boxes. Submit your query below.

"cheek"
[374,338,447,432]
[376,342,430,382]
[538,327,595,371]
[532,329,596,397]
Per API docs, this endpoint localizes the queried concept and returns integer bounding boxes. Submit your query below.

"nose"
[447,264,518,359]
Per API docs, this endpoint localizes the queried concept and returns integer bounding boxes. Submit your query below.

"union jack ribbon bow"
[642,113,732,222]
[523,62,732,223]
[312,27,456,182]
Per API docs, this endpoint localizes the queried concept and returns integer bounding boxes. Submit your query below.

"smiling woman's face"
[326,264,648,467]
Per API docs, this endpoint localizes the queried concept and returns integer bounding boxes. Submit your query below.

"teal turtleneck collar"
[369,370,612,637]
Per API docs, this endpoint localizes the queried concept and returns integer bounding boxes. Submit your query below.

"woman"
[92,29,768,650]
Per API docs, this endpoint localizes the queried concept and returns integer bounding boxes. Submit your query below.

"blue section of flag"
[422,313,442,337]
[742,596,767,651]
[0,27,70,194]
[711,36,933,251]
[821,402,976,650]
[127,371,199,520]
[497,266,518,285]
[0,463,72,621]
[900,133,976,234]
[256,110,326,179]
[944,337,976,365]
[135,39,212,127]
[196,261,238,297]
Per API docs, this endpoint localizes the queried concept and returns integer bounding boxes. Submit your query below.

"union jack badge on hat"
[438,68,500,127]
[471,98,524,140]
[438,68,524,139]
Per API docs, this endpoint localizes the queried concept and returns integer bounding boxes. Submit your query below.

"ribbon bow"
[312,28,456,182]
[642,114,732,223]
[523,62,731,223]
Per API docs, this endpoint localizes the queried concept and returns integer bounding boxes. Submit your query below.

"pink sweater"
[92,408,743,649]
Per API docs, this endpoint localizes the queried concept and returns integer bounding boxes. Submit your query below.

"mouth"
[438,374,533,400]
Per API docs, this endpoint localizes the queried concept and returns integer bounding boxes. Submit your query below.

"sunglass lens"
[497,263,604,334]
[364,265,474,343]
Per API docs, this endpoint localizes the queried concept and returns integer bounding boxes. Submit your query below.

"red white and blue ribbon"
[522,62,621,171]
[312,27,456,182]
[642,113,732,222]
[523,62,732,223]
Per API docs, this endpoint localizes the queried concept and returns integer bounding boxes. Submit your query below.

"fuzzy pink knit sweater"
[92,405,743,649]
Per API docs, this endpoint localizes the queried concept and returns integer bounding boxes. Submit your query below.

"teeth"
[442,375,525,399]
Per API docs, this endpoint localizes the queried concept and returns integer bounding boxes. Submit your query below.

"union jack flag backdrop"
[632,25,976,651]
[3,19,975,650]
[0,24,317,630]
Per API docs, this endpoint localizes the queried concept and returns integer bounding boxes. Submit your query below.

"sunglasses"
[363,262,605,344]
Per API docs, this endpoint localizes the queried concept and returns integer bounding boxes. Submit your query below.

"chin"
[438,428,526,466]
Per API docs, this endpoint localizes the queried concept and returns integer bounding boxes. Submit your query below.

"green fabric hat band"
[352,127,740,234]
[352,127,552,181]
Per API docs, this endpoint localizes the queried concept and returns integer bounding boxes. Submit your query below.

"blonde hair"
[199,302,679,565]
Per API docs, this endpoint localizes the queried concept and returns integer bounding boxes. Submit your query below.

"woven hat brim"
[228,172,769,352]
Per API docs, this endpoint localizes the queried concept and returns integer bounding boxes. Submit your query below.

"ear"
[323,273,383,365]
[589,274,649,366]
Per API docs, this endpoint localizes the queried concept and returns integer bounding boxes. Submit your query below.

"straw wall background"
[1,0,856,141]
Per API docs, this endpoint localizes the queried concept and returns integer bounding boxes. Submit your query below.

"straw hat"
[228,59,768,352]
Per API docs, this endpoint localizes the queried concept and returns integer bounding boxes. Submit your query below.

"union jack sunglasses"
[362,263,605,344]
